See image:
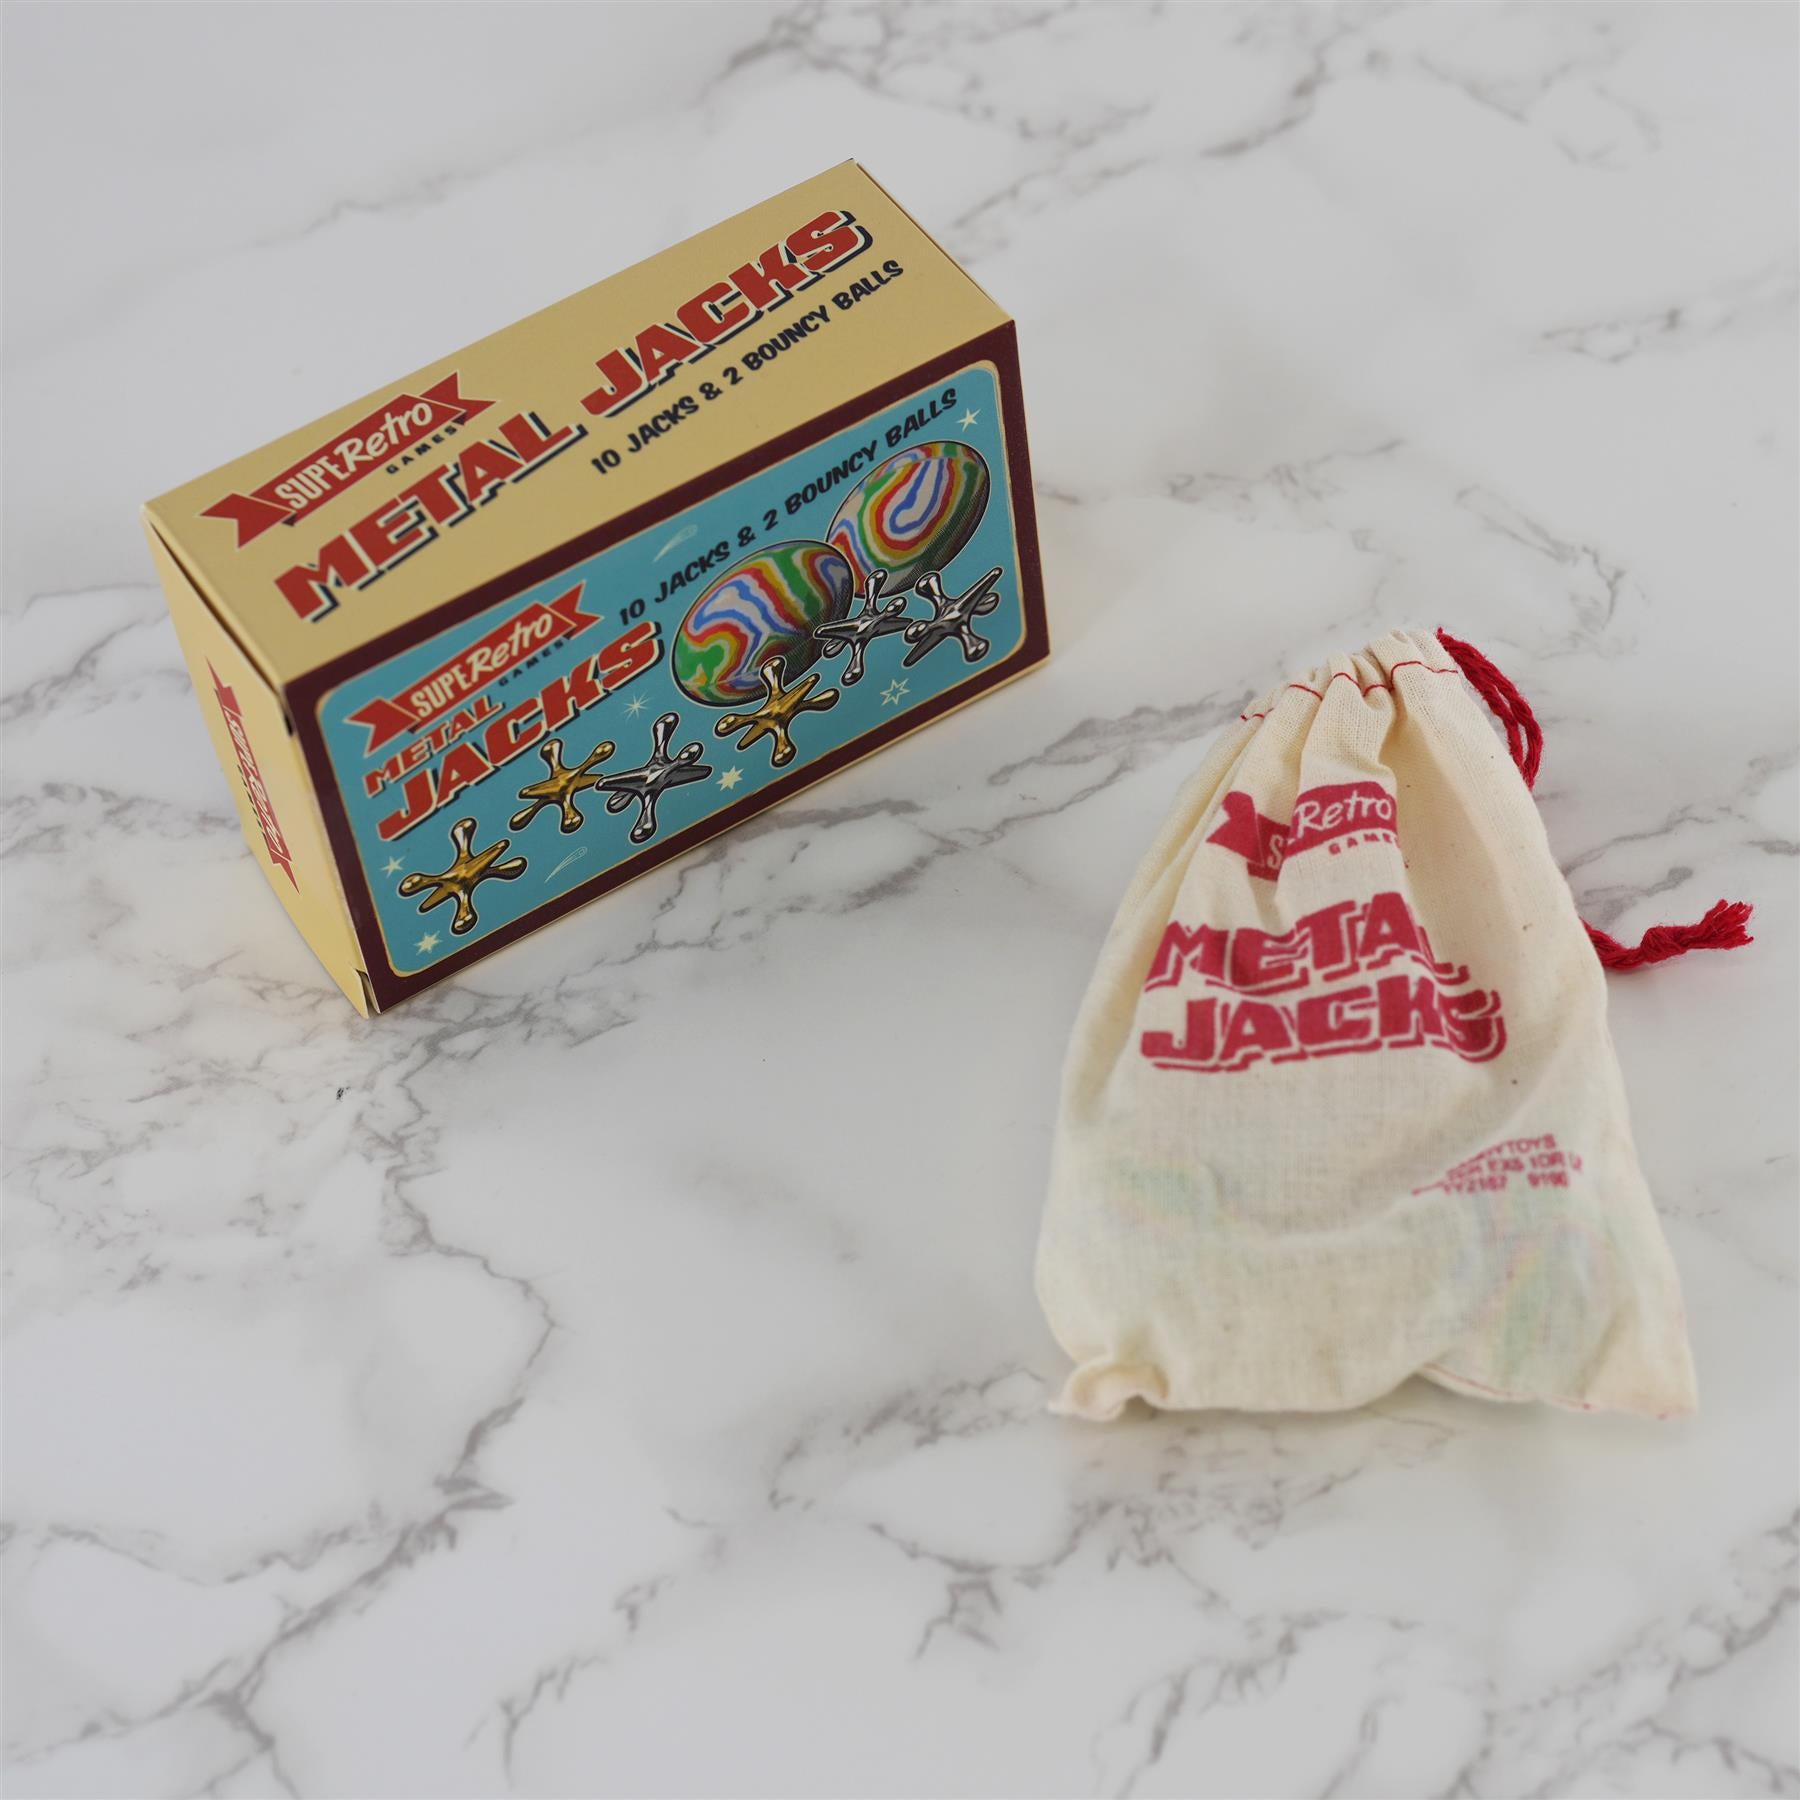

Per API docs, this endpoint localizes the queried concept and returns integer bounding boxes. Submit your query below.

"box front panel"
[310,358,1034,991]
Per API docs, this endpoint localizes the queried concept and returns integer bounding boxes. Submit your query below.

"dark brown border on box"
[288,323,1047,1013]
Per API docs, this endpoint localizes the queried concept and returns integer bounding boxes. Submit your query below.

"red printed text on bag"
[1206,780,1398,881]
[1140,889,1505,1073]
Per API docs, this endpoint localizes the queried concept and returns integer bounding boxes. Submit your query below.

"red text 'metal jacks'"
[1140,889,1507,1072]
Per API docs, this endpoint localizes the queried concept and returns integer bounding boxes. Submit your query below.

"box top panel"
[144,162,1007,686]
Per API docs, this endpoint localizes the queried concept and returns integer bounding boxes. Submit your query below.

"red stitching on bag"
[1239,661,1460,721]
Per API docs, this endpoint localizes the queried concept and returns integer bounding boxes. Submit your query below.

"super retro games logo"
[209,664,297,888]
[1207,780,1400,882]
[200,374,493,547]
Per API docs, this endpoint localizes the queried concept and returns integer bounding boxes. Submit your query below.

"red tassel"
[1585,900,1755,970]
[1434,629,1753,974]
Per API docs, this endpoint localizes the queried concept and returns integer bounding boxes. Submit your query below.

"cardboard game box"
[143,162,1049,1014]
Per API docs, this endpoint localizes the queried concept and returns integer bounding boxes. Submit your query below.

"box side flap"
[144,520,373,1014]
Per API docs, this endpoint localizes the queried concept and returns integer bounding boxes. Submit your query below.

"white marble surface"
[4,3,1796,1796]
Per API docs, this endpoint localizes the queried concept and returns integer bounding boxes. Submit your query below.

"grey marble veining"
[2,4,1795,1796]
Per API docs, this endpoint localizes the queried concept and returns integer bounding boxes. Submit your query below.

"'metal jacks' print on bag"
[1138,889,1507,1073]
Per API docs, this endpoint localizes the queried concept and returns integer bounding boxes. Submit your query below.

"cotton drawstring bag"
[1037,629,1752,1421]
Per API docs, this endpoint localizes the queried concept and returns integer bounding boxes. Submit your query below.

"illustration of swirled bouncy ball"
[826,442,991,592]
[671,540,855,707]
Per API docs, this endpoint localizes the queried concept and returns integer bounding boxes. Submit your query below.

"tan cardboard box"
[144,162,1049,1013]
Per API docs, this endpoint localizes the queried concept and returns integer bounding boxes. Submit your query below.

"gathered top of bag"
[1235,629,1753,974]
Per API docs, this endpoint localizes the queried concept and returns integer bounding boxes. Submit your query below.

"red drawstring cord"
[1434,629,1753,972]
[1580,900,1756,970]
